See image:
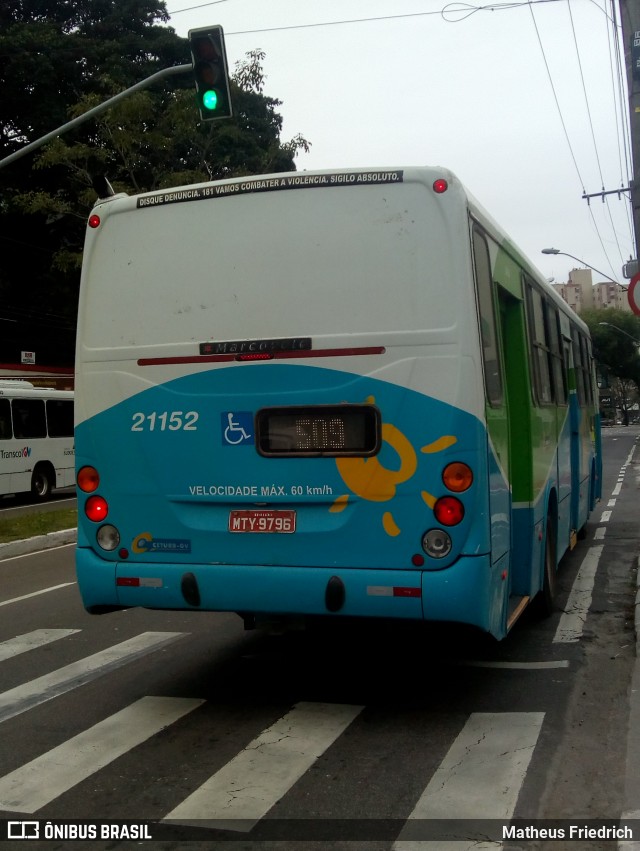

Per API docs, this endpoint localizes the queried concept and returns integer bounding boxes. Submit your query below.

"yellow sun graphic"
[330,396,457,536]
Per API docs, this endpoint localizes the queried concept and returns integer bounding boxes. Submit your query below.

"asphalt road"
[0,427,638,850]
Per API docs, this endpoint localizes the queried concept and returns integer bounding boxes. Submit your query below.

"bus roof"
[0,381,73,400]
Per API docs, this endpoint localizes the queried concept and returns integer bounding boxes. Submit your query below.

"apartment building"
[551,268,631,314]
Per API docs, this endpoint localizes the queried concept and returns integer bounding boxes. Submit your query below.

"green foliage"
[0,508,77,544]
[581,309,640,386]
[0,2,310,323]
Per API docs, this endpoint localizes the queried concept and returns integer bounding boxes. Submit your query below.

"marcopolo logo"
[1,446,32,460]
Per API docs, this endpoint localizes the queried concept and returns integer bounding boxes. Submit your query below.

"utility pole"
[620,0,640,264]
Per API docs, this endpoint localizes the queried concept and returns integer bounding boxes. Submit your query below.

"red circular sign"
[628,273,640,315]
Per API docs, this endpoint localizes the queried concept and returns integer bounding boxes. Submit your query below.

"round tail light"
[77,466,100,493]
[442,462,473,493]
[85,495,109,522]
[422,529,453,559]
[433,496,464,526]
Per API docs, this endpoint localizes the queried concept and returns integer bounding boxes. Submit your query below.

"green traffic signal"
[188,26,232,121]
[202,90,218,111]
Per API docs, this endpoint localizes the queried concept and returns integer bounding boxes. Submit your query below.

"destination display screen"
[256,405,380,457]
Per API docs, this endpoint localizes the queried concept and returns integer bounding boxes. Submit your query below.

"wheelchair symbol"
[222,412,254,445]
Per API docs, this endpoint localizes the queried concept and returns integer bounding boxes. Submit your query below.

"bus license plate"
[228,509,296,533]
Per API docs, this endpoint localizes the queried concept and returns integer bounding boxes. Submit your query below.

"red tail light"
[433,496,464,526]
[77,466,100,493]
[85,495,109,522]
[442,462,473,493]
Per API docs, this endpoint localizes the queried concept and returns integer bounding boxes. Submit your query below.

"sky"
[164,0,634,288]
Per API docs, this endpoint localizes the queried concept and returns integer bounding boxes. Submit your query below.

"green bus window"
[527,285,553,404]
[547,306,566,405]
[571,329,586,405]
[472,227,503,406]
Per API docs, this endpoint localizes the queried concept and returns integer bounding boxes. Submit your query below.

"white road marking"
[0,543,75,564]
[553,546,604,643]
[163,701,363,831]
[0,632,184,724]
[0,583,75,607]
[0,696,203,813]
[0,629,80,662]
[393,711,545,850]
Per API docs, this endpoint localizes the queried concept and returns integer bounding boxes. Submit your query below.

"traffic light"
[188,26,232,121]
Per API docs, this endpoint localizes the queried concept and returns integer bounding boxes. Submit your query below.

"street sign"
[628,273,640,315]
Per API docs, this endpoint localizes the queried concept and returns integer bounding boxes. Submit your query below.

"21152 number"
[131,411,199,432]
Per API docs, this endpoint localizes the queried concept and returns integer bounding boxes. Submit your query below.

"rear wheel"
[537,514,557,616]
[31,466,53,501]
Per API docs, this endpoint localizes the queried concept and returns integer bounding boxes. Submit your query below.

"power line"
[168,0,564,31]
[527,2,586,190]
[566,0,628,270]
[567,0,606,189]
[529,0,632,279]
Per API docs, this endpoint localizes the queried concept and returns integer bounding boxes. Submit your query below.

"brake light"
[433,496,464,526]
[442,462,473,493]
[85,495,108,522]
[88,214,101,228]
[236,352,274,361]
[77,466,100,493]
[433,178,448,194]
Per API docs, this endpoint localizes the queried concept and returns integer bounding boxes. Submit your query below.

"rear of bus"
[75,167,506,637]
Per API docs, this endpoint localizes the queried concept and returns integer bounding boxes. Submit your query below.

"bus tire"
[31,465,53,501]
[537,513,557,617]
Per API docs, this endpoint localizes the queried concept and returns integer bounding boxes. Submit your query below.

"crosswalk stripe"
[163,701,364,831]
[0,696,204,814]
[0,632,184,725]
[393,711,545,850]
[0,630,80,662]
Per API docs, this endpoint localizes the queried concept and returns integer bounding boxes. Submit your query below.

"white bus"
[0,381,74,499]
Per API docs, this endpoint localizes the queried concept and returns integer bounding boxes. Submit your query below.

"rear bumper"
[76,548,502,634]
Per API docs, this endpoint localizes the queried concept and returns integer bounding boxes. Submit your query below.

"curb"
[0,528,77,561]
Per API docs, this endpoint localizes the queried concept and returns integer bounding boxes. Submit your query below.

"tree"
[581,309,640,423]
[581,309,640,384]
[0,3,309,329]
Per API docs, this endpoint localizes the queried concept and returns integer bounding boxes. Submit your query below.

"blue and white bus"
[75,167,601,639]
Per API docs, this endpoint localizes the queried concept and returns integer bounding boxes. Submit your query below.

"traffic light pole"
[0,64,191,172]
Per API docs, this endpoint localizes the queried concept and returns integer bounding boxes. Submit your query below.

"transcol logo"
[0,446,32,459]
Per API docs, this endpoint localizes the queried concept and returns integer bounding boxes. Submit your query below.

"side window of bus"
[580,334,593,405]
[526,282,553,404]
[547,306,567,405]
[472,226,503,406]
[46,400,74,437]
[571,329,586,405]
[0,399,11,440]
[12,399,46,439]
